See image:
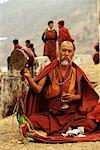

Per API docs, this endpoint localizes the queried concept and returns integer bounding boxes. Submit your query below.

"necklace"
[55,66,73,86]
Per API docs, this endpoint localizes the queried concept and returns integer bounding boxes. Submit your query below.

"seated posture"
[20,41,100,143]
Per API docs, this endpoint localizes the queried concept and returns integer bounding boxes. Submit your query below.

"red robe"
[14,44,22,50]
[58,27,74,46]
[42,29,57,61]
[23,59,100,143]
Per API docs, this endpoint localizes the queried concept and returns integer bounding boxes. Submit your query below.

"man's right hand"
[23,67,32,79]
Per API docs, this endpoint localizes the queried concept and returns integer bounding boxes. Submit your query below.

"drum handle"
[20,64,28,94]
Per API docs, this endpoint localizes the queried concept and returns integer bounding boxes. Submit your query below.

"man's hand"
[23,67,47,94]
[23,67,31,79]
[61,93,81,103]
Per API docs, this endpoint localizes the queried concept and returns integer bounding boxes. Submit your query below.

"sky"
[0,0,98,71]
[0,0,9,4]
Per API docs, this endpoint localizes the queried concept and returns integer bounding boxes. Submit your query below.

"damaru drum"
[9,48,34,70]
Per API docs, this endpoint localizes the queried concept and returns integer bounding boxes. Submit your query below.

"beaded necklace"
[54,65,73,86]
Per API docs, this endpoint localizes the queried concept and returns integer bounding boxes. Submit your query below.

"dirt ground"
[0,64,100,150]
[0,113,100,150]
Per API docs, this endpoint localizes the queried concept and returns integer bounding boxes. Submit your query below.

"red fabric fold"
[23,59,100,143]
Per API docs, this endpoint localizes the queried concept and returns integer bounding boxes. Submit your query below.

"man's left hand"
[61,93,81,102]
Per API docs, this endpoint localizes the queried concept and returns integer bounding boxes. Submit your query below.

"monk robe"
[23,59,100,143]
[58,27,74,46]
[14,44,22,50]
[88,103,100,122]
[42,29,57,61]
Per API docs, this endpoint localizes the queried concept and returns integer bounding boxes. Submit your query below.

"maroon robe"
[23,59,100,143]
[14,44,22,50]
[42,29,57,61]
[58,27,74,46]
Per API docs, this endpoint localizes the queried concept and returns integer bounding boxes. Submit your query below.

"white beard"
[61,60,69,66]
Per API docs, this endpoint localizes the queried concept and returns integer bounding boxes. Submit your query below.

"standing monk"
[20,41,100,143]
[58,20,74,46]
[42,20,57,61]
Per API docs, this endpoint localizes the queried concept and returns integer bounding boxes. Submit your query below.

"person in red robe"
[7,39,22,72]
[13,39,22,50]
[42,20,57,61]
[25,39,30,48]
[58,20,74,46]
[19,41,100,143]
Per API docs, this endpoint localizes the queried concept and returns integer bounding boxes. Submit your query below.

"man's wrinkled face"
[59,41,74,65]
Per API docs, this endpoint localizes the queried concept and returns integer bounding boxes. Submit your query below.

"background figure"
[28,43,37,78]
[9,39,22,72]
[42,20,57,61]
[13,39,22,50]
[29,43,37,57]
[93,42,99,64]
[58,20,74,46]
[25,39,30,48]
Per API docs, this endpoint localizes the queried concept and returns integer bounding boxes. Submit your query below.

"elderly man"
[20,41,99,143]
